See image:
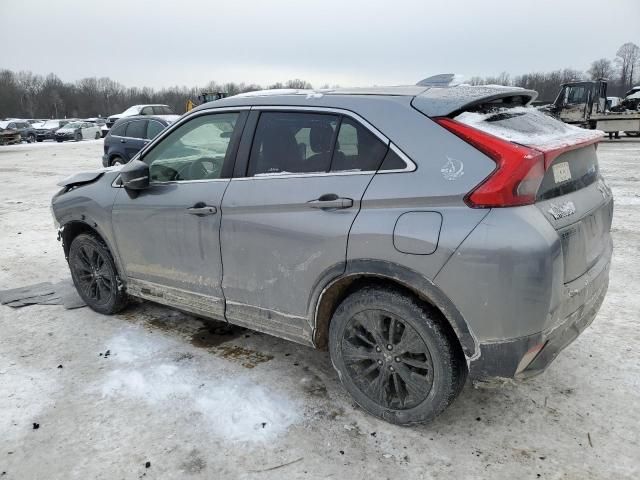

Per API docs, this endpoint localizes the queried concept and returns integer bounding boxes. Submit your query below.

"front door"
[111,110,246,319]
[220,109,390,342]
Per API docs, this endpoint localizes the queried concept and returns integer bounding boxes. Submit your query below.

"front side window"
[125,120,146,139]
[144,112,238,182]
[248,112,339,176]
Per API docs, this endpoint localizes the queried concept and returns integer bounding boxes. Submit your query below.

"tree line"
[470,41,639,101]
[1,41,638,120]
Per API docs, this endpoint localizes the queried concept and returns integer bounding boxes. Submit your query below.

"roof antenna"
[416,73,464,87]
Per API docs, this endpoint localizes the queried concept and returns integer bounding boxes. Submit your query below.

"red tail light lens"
[435,118,545,208]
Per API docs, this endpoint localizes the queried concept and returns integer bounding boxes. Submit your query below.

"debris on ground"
[0,279,85,309]
[32,423,39,430]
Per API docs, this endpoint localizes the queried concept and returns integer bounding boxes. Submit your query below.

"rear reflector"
[436,118,545,208]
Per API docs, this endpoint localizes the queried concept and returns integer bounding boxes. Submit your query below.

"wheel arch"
[312,260,478,359]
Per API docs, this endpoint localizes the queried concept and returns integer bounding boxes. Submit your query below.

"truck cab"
[551,80,608,126]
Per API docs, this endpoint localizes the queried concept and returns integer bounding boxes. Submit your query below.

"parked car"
[54,121,101,142]
[35,119,72,142]
[106,104,177,128]
[52,85,613,425]
[102,115,174,166]
[0,120,36,143]
[0,124,22,145]
[85,118,109,138]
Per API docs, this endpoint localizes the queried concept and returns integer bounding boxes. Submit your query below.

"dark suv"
[35,119,71,142]
[102,116,174,166]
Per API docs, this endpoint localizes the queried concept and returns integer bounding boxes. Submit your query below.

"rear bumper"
[469,242,611,380]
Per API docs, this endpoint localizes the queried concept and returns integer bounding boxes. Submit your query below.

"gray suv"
[51,85,613,424]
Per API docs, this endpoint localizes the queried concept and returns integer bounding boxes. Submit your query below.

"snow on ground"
[0,138,639,479]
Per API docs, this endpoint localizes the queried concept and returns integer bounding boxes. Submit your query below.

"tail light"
[435,118,545,208]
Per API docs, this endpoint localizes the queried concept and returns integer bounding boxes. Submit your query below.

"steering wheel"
[184,157,221,180]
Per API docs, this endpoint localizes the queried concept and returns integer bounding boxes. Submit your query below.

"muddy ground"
[0,139,638,479]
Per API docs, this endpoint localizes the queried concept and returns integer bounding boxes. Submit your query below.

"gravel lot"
[0,138,638,479]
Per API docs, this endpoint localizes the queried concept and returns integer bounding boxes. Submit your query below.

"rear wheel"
[624,131,640,137]
[110,156,125,166]
[329,286,466,425]
[75,132,82,142]
[94,131,101,139]
[68,233,127,314]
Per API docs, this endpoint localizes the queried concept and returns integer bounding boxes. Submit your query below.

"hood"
[57,165,123,188]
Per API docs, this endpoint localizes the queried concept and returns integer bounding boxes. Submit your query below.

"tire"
[624,131,640,137]
[110,156,125,166]
[27,133,36,143]
[56,139,63,143]
[75,132,82,142]
[68,233,128,315]
[329,285,466,425]
[36,138,43,142]
[94,131,101,139]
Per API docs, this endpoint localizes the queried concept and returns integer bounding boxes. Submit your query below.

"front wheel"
[329,286,466,425]
[68,233,128,314]
[94,131,101,139]
[27,133,36,143]
[75,132,82,142]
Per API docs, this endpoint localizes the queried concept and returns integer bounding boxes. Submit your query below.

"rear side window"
[140,106,154,115]
[110,122,127,136]
[125,120,147,139]
[248,112,339,176]
[153,106,173,115]
[331,118,388,172]
[146,120,164,139]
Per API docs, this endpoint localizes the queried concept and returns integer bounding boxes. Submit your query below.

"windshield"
[41,120,61,128]
[63,122,82,129]
[0,121,10,129]
[121,106,141,115]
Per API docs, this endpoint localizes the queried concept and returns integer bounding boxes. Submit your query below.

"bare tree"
[588,58,615,80]
[615,42,640,91]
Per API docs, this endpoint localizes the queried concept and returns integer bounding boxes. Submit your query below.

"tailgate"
[450,105,612,284]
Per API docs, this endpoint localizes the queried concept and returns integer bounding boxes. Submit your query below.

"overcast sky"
[1,0,638,89]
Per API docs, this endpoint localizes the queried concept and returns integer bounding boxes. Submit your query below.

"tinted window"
[146,120,164,139]
[110,122,127,136]
[248,112,339,176]
[140,106,154,115]
[153,106,173,115]
[125,120,147,139]
[331,118,388,172]
[144,112,238,182]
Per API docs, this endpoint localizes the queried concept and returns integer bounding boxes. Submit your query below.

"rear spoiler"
[411,85,538,118]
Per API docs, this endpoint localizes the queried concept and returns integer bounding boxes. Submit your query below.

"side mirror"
[120,159,150,190]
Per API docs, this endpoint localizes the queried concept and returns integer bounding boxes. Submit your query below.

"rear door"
[111,110,246,319]
[219,108,389,341]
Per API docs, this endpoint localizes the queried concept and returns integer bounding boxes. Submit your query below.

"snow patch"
[95,330,301,443]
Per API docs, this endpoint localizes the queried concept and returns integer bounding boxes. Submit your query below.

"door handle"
[120,138,126,143]
[187,204,217,216]
[307,194,353,210]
